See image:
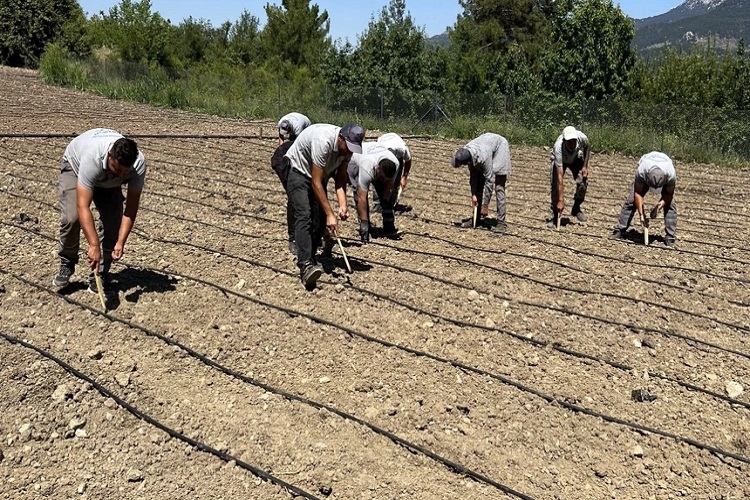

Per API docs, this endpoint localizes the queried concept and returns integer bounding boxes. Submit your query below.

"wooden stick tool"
[473,205,478,229]
[93,268,107,311]
[333,228,352,274]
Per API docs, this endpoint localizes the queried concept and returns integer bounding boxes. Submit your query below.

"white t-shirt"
[550,131,589,166]
[284,124,348,178]
[348,144,399,191]
[377,132,412,163]
[278,112,311,139]
[463,133,512,178]
[63,128,146,191]
[635,151,676,186]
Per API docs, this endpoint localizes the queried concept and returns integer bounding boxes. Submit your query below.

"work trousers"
[616,182,677,238]
[287,168,326,269]
[271,141,295,241]
[57,159,123,273]
[550,156,587,215]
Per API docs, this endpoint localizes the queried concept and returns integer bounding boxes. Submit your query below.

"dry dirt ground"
[1,65,749,499]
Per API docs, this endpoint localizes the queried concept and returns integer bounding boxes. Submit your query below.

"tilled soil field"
[1,65,749,499]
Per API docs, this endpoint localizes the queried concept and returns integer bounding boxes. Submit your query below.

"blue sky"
[77,1,685,41]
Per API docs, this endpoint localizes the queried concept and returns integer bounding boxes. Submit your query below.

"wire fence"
[60,59,750,161]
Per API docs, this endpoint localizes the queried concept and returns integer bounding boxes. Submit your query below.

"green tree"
[228,10,262,66]
[540,0,635,99]
[261,0,331,73]
[0,0,88,68]
[87,0,173,65]
[349,0,434,91]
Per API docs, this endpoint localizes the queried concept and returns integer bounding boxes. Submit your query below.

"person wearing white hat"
[610,151,677,246]
[548,125,590,228]
[271,112,311,254]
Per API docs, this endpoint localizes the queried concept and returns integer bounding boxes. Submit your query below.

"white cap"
[562,126,578,141]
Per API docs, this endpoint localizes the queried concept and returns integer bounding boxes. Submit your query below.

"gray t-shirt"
[635,151,676,187]
[63,128,146,191]
[463,133,512,204]
[278,112,311,139]
[550,131,590,166]
[348,145,399,191]
[285,124,348,179]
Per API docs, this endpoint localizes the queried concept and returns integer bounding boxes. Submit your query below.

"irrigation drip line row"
[6,255,749,471]
[4,171,749,336]
[6,215,750,429]
[0,267,535,500]
[0,330,320,500]
[5,141,748,247]
[127,224,750,413]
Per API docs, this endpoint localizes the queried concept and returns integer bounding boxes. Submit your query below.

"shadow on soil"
[113,267,179,305]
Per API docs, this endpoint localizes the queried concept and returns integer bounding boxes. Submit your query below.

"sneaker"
[546,218,558,229]
[88,273,116,298]
[52,263,74,287]
[609,229,625,240]
[664,236,676,247]
[491,223,507,235]
[572,210,588,222]
[287,239,297,255]
[300,263,323,287]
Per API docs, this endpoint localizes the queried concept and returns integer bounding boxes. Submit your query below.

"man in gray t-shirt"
[284,122,364,288]
[53,128,146,298]
[347,144,400,242]
[451,133,512,234]
[271,112,311,254]
[610,151,677,246]
[548,125,590,228]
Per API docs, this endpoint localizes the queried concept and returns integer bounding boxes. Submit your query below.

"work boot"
[572,209,588,222]
[52,262,74,287]
[287,239,297,255]
[382,224,399,237]
[609,229,625,241]
[88,272,116,298]
[491,222,507,235]
[664,236,676,247]
[300,262,323,288]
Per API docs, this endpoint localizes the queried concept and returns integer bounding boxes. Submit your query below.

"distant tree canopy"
[0,0,88,67]
[13,0,750,110]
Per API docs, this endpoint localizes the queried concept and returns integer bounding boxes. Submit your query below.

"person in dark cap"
[451,133,512,234]
[347,144,400,242]
[271,112,311,255]
[548,125,590,228]
[610,151,677,246]
[284,122,365,287]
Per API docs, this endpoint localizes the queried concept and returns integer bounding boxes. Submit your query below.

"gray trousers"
[550,157,587,214]
[470,170,507,224]
[616,182,677,238]
[58,160,123,273]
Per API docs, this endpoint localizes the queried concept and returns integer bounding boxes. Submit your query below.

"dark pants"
[288,168,326,269]
[616,182,677,238]
[352,169,401,230]
[57,159,123,273]
[271,141,295,241]
[550,156,587,215]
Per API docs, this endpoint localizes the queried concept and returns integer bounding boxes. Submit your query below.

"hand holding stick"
[93,268,107,311]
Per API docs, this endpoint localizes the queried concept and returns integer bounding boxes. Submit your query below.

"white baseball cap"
[562,126,578,140]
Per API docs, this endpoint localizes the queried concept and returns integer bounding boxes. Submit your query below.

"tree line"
[1,0,749,110]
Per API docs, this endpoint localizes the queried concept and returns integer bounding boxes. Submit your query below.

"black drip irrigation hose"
[129,225,750,413]
[6,264,749,469]
[0,133,266,139]
[0,330,320,500]
[0,269,535,500]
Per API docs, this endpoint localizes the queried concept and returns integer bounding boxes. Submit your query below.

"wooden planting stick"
[93,268,107,311]
[473,205,478,228]
[643,215,650,246]
[333,228,352,274]
[556,211,561,231]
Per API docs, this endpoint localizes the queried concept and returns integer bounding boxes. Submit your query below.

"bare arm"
[555,164,565,211]
[76,183,99,270]
[633,178,647,220]
[312,165,337,232]
[114,187,142,260]
[334,162,349,220]
[357,188,368,222]
[655,184,675,215]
